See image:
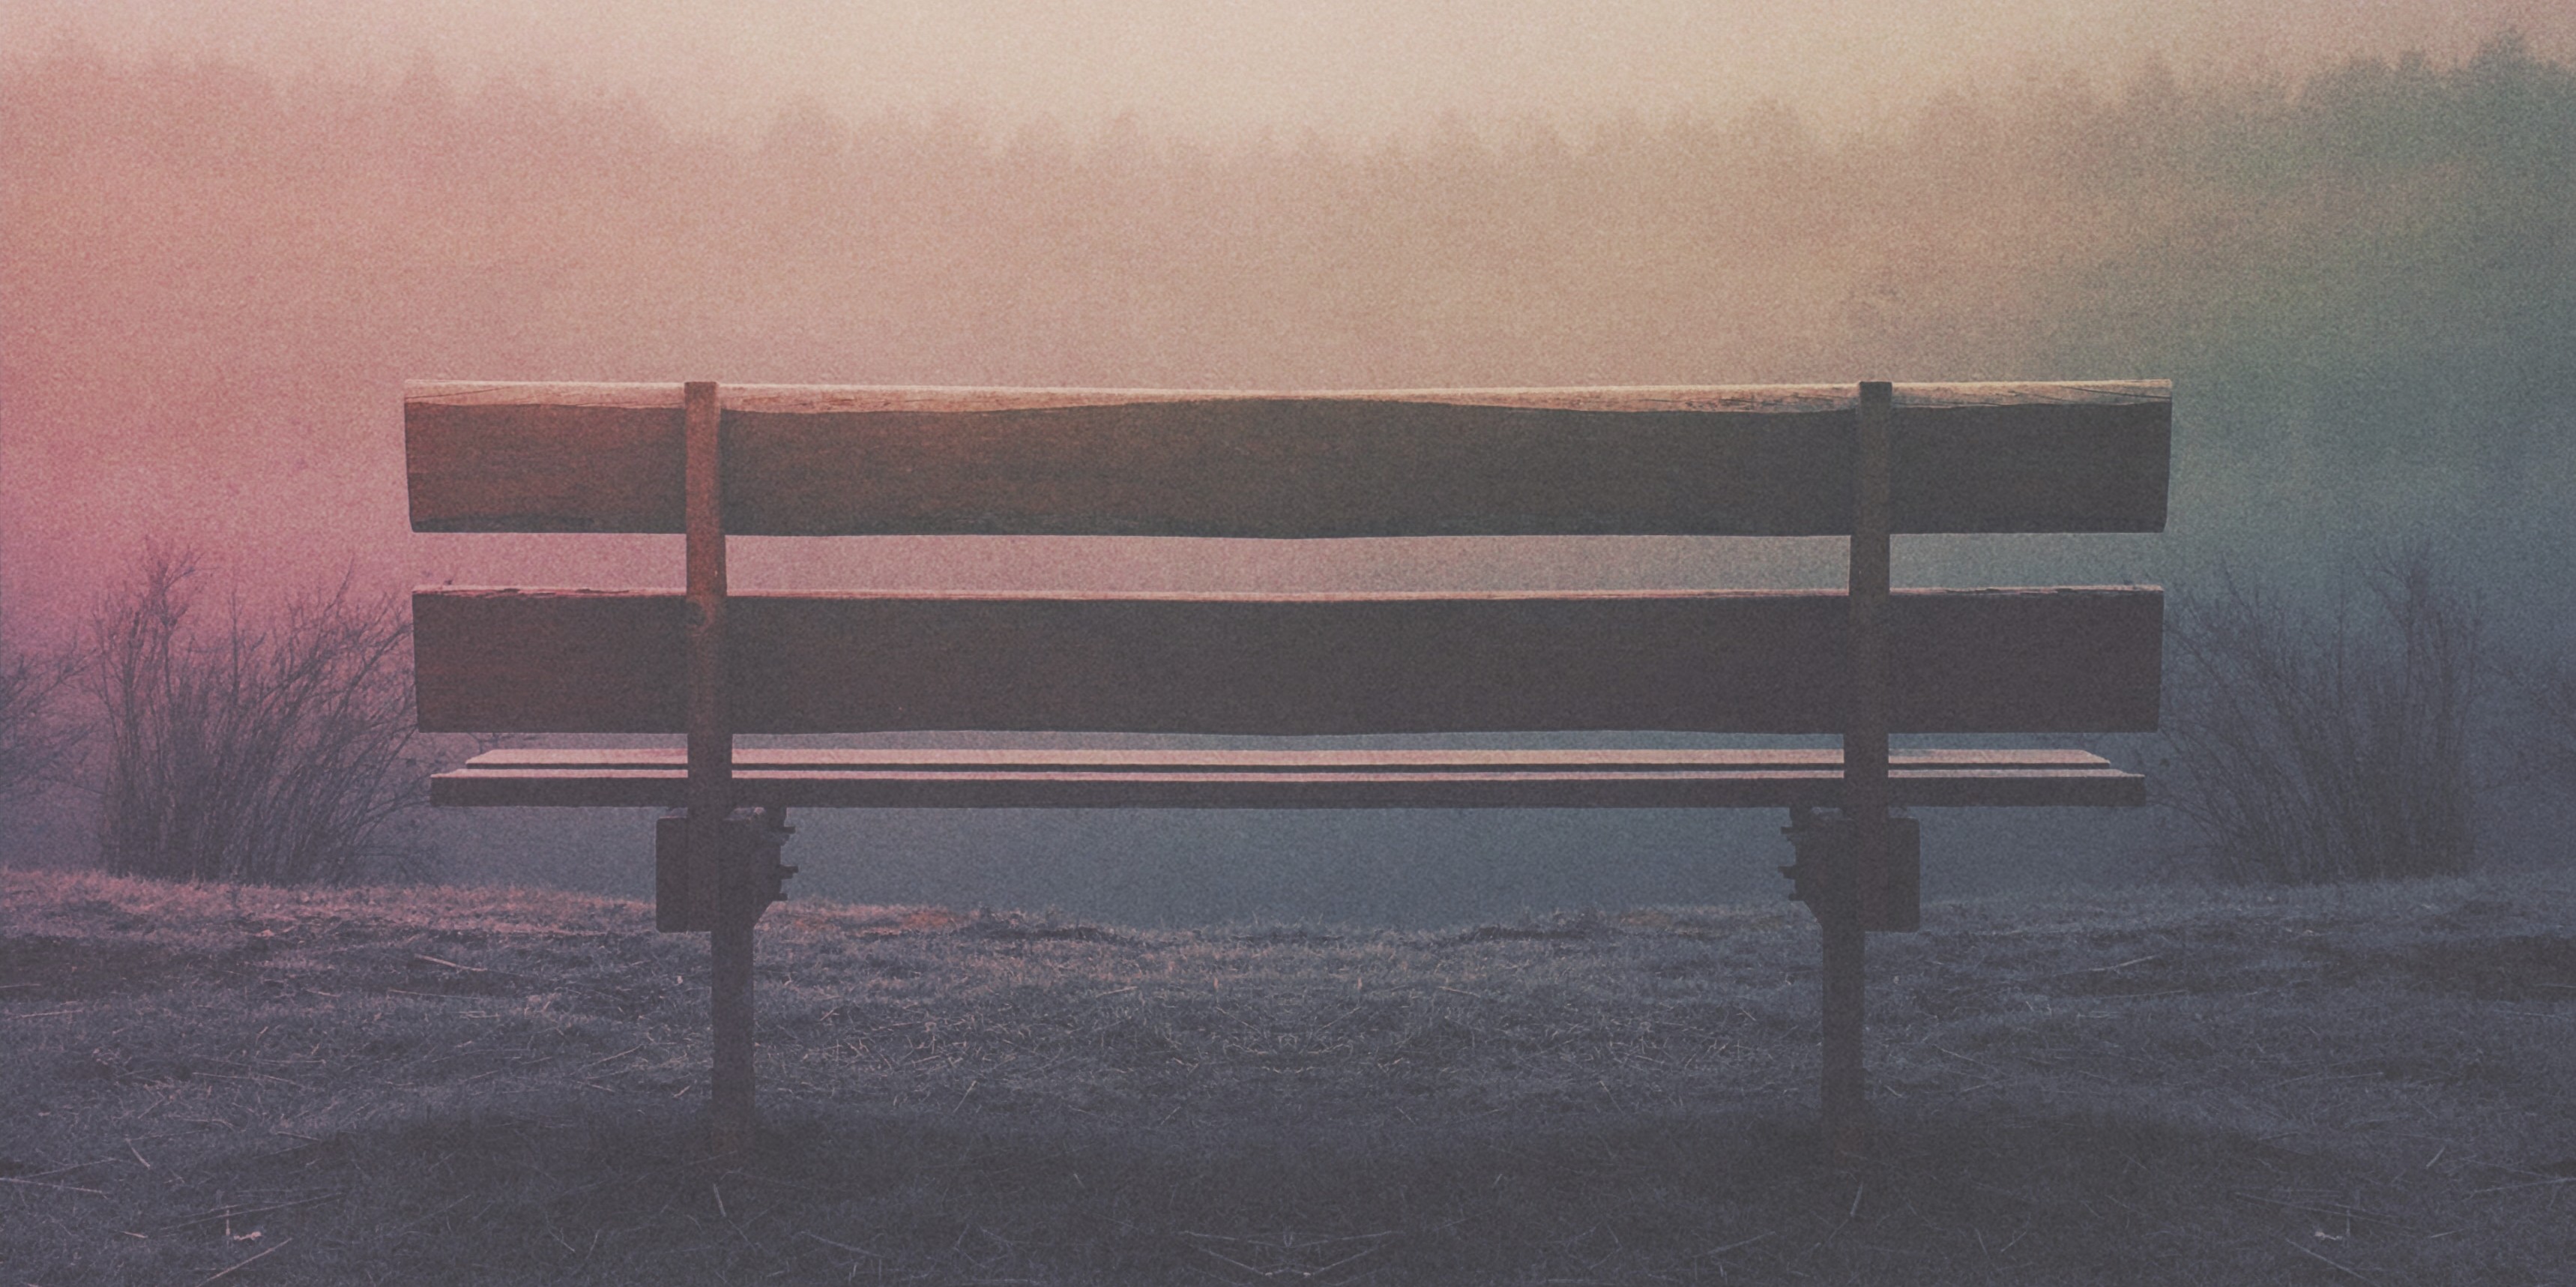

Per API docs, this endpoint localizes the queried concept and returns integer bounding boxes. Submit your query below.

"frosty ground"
[4,866,2572,1285]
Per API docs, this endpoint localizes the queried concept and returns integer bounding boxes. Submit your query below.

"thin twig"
[2230,1192,2417,1232]
[1704,1231,1774,1257]
[800,1230,875,1256]
[193,1237,290,1287]
[15,1158,113,1180]
[0,1175,109,1195]
[162,1192,343,1232]
[2283,1237,2377,1286]
[581,1044,645,1069]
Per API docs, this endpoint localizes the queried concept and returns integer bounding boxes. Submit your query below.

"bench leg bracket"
[1784,805,1919,1163]
[656,806,795,1151]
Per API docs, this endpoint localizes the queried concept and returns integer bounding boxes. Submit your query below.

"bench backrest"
[406,382,2169,737]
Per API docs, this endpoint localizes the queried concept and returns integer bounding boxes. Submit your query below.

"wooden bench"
[406,379,2169,1154]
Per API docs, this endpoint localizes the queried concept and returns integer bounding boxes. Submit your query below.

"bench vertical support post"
[683,380,751,1148]
[1825,379,1895,1161]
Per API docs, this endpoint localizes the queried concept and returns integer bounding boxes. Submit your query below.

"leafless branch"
[82,543,433,885]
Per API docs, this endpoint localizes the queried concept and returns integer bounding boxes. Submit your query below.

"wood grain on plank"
[413,586,2162,736]
[403,380,2169,415]
[405,381,2170,536]
[428,746,2144,809]
[456,747,2126,769]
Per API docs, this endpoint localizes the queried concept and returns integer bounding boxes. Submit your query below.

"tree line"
[5,34,2569,484]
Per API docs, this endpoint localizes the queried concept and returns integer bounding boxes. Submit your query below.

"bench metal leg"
[1785,806,1913,1162]
[710,916,756,1150]
[1819,906,1868,1160]
[674,805,792,1155]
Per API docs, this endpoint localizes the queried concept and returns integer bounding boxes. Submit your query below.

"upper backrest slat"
[405,382,2170,537]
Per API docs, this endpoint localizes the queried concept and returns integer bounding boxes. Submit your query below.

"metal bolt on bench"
[405,377,2171,1158]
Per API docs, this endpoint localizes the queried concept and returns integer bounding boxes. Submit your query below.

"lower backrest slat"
[414,587,2161,735]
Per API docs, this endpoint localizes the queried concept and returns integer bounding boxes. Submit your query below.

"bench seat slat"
[431,747,2144,809]
[414,587,2162,736]
[405,381,2170,537]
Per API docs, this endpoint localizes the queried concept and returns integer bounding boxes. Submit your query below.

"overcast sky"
[6,0,2568,137]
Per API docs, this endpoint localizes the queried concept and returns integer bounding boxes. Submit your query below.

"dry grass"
[2159,551,2488,884]
[4,865,2575,1285]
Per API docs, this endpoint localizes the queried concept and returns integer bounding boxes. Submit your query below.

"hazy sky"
[7,0,2569,136]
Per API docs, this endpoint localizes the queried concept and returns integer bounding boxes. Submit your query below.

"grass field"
[4,865,2574,1285]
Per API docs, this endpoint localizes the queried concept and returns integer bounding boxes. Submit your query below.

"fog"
[13,0,2572,137]
[4,13,2571,922]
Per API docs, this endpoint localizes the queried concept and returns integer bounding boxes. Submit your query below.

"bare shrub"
[0,645,80,821]
[2157,549,2485,884]
[2515,651,2576,794]
[82,545,428,885]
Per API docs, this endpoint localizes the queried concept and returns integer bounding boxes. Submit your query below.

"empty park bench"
[405,379,2170,1154]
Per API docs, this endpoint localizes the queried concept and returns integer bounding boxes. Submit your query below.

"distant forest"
[3,34,2573,620]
